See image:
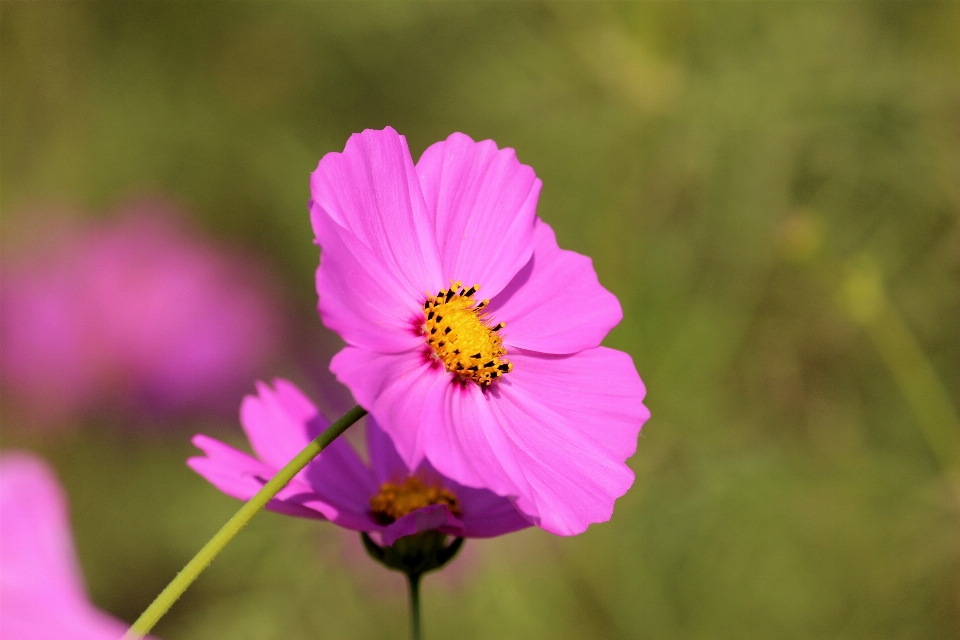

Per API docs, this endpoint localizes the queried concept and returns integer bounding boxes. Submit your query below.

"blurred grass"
[2,2,959,638]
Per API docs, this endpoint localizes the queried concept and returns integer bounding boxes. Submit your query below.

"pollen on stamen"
[369,477,461,525]
[422,281,512,386]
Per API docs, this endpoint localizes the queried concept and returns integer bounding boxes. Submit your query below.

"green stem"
[124,405,368,639]
[408,572,423,640]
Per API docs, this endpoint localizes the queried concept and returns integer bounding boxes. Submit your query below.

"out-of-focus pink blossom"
[0,450,156,639]
[0,202,285,425]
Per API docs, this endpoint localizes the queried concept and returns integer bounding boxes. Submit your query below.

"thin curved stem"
[407,572,423,640]
[124,405,368,639]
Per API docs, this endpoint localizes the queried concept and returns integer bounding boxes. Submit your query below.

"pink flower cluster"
[0,202,284,425]
[192,128,649,540]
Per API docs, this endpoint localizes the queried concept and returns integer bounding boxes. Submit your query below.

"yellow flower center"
[369,477,462,524]
[422,281,512,386]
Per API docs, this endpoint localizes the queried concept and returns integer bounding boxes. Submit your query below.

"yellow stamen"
[369,477,462,524]
[422,281,512,386]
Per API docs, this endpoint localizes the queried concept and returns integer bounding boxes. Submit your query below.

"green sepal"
[360,530,464,578]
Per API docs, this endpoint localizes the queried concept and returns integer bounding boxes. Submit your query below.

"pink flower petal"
[0,452,143,640]
[416,350,643,535]
[240,379,327,470]
[488,220,623,354]
[1,602,129,640]
[311,127,444,299]
[416,132,540,298]
[507,347,649,462]
[0,453,88,612]
[380,503,466,547]
[409,454,532,538]
[331,372,530,544]
[329,347,530,530]
[314,210,426,354]
[488,382,636,536]
[329,346,450,470]
[193,378,382,530]
[366,416,413,485]
[444,480,532,538]
[421,382,532,499]
[188,435,329,520]
[301,439,381,531]
[367,417,529,539]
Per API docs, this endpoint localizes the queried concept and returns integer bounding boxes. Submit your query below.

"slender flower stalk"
[124,405,367,639]
[360,531,462,640]
[408,573,422,640]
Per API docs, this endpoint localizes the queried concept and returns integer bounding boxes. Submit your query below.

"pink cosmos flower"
[310,128,650,536]
[188,379,531,546]
[0,451,155,639]
[0,202,283,424]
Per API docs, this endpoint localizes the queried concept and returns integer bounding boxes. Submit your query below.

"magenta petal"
[330,346,450,470]
[301,437,381,531]
[2,603,129,640]
[443,481,532,538]
[416,132,540,298]
[366,416,413,485]
[0,453,88,612]
[380,504,466,547]
[188,435,330,520]
[240,379,328,470]
[490,380,637,536]
[488,220,623,353]
[311,127,444,298]
[421,360,641,536]
[314,210,426,354]
[0,452,140,640]
[329,349,548,538]
[408,454,531,537]
[419,381,531,499]
[508,347,649,461]
[194,375,383,530]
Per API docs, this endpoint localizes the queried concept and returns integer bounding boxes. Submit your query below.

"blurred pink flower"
[0,450,154,639]
[188,379,531,546]
[0,202,284,424]
[310,128,649,536]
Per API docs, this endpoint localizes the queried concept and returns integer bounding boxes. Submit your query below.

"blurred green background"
[2,2,959,638]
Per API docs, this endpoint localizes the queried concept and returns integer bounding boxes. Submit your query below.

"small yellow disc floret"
[369,477,462,524]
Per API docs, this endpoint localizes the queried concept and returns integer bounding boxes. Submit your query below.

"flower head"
[310,128,650,536]
[0,202,284,424]
[0,451,156,639]
[188,379,531,546]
